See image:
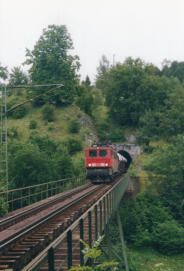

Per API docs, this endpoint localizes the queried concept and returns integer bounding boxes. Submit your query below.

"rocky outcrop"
[79,114,98,144]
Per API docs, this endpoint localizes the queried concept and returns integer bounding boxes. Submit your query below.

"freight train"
[85,144,127,183]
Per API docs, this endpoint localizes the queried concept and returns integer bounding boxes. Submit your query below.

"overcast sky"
[0,0,184,81]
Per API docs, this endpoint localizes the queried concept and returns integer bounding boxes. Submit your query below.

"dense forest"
[1,24,184,270]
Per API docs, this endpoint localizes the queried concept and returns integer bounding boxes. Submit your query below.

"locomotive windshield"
[99,150,107,157]
[89,150,97,157]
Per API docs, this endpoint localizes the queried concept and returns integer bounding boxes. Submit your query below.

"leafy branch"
[69,236,118,271]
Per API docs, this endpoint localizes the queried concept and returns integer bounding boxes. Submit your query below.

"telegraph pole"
[0,85,8,190]
[0,83,63,191]
[113,54,115,66]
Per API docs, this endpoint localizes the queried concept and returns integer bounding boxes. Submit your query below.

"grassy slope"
[7,97,97,169]
[8,105,89,141]
[127,246,184,271]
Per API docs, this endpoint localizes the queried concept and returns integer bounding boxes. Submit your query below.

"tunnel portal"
[118,150,132,170]
[110,143,141,171]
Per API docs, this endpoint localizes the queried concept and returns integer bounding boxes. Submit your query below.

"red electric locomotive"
[85,144,127,183]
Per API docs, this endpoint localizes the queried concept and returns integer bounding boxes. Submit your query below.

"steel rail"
[0,183,103,252]
[0,183,91,231]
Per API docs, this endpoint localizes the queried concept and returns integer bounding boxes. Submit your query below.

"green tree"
[82,75,91,90]
[64,137,83,155]
[0,197,8,217]
[120,192,172,247]
[29,120,37,129]
[76,85,94,116]
[96,55,110,92]
[29,133,75,179]
[144,135,184,222]
[136,80,184,146]
[41,104,55,122]
[8,66,28,86]
[96,55,110,79]
[68,118,81,133]
[152,220,184,254]
[162,60,184,82]
[7,98,28,119]
[0,63,8,93]
[102,57,172,126]
[0,63,9,214]
[53,146,73,179]
[25,25,80,105]
[144,135,184,187]
[117,192,184,255]
[0,63,8,80]
[8,135,76,188]
[29,132,57,156]
[8,142,53,188]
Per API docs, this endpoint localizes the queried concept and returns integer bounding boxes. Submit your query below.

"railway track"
[0,180,117,270]
[0,183,92,232]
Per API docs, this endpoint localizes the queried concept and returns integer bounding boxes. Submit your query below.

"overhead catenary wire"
[0,83,64,191]
[6,84,64,113]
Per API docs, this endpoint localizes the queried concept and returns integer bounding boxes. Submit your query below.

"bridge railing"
[0,176,86,213]
[23,174,131,271]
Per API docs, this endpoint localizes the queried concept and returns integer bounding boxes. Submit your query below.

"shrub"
[77,92,94,116]
[53,147,74,179]
[96,121,125,142]
[68,118,80,133]
[13,106,27,119]
[29,120,37,129]
[48,123,54,131]
[64,137,83,155]
[120,192,172,248]
[15,88,23,96]
[105,128,126,142]
[7,98,28,119]
[29,132,57,157]
[69,236,118,271]
[8,142,52,187]
[9,105,27,119]
[8,127,19,139]
[73,156,85,176]
[152,221,184,254]
[0,197,8,217]
[41,104,55,122]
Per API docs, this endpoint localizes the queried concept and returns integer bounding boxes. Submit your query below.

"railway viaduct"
[0,143,142,271]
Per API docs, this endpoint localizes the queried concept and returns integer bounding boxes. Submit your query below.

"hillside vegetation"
[7,92,95,142]
[1,24,184,269]
[95,57,184,268]
[6,93,97,190]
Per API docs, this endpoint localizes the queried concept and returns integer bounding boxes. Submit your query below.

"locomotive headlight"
[88,163,91,167]
[105,163,108,166]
